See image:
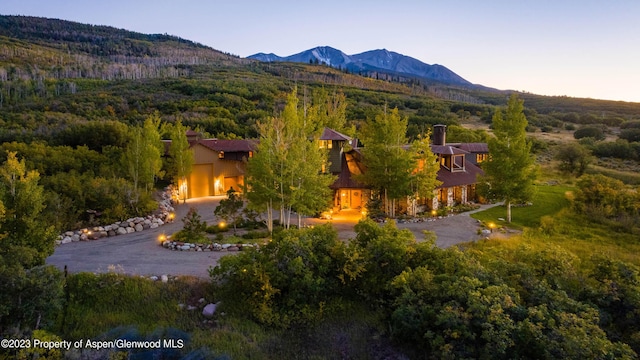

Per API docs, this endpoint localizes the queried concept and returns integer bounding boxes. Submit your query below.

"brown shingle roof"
[330,151,367,189]
[320,127,351,141]
[192,139,256,152]
[436,161,484,188]
[431,145,468,155]
[453,143,489,153]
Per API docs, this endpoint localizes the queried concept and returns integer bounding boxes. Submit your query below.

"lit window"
[440,156,451,170]
[218,151,224,159]
[249,151,253,158]
[319,140,333,149]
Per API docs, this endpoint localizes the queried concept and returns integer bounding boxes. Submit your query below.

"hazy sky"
[4,0,640,102]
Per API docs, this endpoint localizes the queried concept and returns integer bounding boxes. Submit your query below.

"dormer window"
[440,155,451,169]
[441,154,465,172]
[452,154,465,172]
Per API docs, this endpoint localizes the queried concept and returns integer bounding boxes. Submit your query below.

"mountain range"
[249,46,472,87]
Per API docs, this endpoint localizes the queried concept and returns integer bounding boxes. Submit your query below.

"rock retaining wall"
[55,187,175,245]
[161,241,258,252]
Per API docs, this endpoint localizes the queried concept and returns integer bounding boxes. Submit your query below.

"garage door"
[189,164,213,198]
[224,176,243,193]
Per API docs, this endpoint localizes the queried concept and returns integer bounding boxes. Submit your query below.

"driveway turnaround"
[47,197,491,278]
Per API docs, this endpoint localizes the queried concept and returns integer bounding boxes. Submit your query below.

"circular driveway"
[47,197,489,278]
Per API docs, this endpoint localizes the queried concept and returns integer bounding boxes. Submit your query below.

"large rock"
[126,227,135,234]
[134,224,144,232]
[116,227,127,235]
[202,303,218,318]
[150,223,159,229]
[161,274,169,283]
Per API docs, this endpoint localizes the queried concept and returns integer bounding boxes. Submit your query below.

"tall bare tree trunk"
[267,200,273,234]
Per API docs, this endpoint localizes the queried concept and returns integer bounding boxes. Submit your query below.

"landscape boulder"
[202,303,218,318]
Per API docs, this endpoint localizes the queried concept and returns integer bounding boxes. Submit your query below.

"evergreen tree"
[480,94,536,223]
[358,107,414,217]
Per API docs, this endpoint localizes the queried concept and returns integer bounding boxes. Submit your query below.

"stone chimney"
[433,124,447,146]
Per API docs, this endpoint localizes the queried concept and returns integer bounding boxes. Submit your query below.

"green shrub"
[574,126,605,141]
[242,230,271,239]
[452,203,480,213]
[173,208,207,243]
[210,225,346,327]
[205,224,230,234]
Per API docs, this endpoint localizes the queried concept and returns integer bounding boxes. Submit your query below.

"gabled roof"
[194,139,256,153]
[330,151,367,189]
[436,161,484,188]
[453,143,489,153]
[431,144,468,155]
[320,127,351,141]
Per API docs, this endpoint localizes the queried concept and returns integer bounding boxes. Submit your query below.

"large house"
[171,125,487,215]
[163,130,256,200]
[325,124,487,214]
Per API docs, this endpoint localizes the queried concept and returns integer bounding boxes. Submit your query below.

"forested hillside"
[1,14,640,360]
[0,14,639,230]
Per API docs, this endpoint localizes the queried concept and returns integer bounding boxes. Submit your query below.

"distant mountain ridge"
[249,46,472,86]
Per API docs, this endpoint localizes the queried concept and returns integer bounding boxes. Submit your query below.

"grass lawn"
[467,181,640,268]
[471,183,573,230]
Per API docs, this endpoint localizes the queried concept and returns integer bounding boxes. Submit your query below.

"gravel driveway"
[47,198,491,278]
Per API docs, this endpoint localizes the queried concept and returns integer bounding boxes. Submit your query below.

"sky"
[4,0,640,103]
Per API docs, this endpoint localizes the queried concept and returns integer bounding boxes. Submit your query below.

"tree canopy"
[480,94,536,223]
[245,89,334,232]
[357,107,414,217]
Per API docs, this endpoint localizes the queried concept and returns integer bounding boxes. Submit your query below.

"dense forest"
[1,14,640,359]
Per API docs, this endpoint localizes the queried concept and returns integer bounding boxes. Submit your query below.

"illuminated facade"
[327,124,488,214]
[164,131,255,200]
